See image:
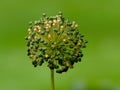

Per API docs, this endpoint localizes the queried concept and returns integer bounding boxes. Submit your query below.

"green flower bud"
[39,59,44,66]
[58,59,63,65]
[40,39,44,43]
[56,51,60,56]
[32,60,37,67]
[27,52,31,56]
[43,41,48,45]
[58,11,62,15]
[62,66,69,72]
[53,29,58,32]
[54,65,59,69]
[48,64,54,70]
[57,32,60,35]
[67,22,72,26]
[69,45,74,48]
[42,13,46,17]
[51,45,55,50]
[56,69,62,74]
[40,31,45,35]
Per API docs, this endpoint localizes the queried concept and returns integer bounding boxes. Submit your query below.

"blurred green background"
[0,0,120,90]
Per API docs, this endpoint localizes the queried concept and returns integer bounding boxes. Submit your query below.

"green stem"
[51,69,54,90]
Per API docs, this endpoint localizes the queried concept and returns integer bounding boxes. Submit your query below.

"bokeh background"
[0,0,120,90]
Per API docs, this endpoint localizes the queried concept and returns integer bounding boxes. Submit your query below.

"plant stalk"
[51,69,54,90]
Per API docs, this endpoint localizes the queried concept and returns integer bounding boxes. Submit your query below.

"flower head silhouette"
[25,12,87,74]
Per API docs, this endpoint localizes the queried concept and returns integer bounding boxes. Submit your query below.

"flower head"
[25,12,87,74]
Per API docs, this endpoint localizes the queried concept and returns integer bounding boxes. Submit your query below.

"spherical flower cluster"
[25,12,87,74]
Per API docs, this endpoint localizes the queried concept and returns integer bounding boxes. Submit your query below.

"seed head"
[25,12,87,74]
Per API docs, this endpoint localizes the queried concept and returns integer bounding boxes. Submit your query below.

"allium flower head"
[25,12,87,74]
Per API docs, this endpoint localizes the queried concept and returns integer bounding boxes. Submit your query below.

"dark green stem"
[51,69,54,90]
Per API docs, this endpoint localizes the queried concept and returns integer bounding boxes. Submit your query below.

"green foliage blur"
[0,0,120,90]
